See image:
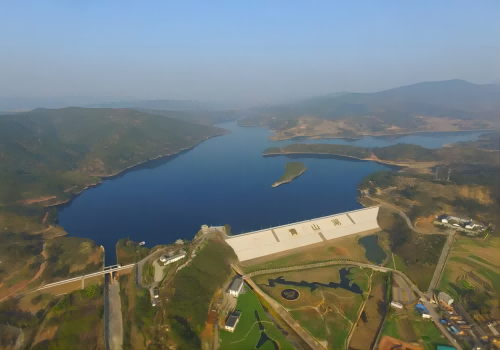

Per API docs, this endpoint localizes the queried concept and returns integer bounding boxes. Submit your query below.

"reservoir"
[358,234,387,265]
[57,122,484,263]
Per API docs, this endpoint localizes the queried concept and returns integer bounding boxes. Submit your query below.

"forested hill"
[0,107,227,205]
[264,143,500,166]
[240,80,499,139]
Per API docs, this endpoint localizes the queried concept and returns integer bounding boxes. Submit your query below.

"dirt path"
[345,269,373,349]
[0,243,47,302]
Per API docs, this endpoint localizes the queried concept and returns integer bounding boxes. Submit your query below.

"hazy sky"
[1,1,499,104]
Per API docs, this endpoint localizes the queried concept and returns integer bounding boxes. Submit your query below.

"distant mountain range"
[239,80,499,140]
[0,96,225,112]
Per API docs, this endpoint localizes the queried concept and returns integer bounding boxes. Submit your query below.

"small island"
[272,162,308,187]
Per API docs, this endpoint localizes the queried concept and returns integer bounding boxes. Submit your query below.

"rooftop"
[225,311,241,328]
[229,276,243,292]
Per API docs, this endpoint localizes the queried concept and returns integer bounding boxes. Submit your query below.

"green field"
[379,314,401,340]
[254,265,368,350]
[219,286,294,350]
[379,313,450,349]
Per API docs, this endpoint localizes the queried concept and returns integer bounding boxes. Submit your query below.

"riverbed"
[57,122,483,263]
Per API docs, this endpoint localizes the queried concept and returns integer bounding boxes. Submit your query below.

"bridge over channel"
[37,264,135,294]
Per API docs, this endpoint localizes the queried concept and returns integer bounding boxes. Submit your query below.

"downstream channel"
[57,122,484,263]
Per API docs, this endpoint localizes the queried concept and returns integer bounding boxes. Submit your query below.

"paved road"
[365,196,442,235]
[136,247,175,287]
[426,232,456,298]
[243,260,463,350]
[105,274,123,350]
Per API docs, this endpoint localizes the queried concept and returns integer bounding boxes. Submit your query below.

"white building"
[391,301,403,309]
[225,311,241,332]
[160,251,186,265]
[228,276,244,297]
[438,292,454,305]
[441,216,451,223]
[465,223,481,229]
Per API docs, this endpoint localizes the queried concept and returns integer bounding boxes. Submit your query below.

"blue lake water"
[57,122,483,263]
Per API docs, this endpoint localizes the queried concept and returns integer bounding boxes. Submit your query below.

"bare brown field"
[453,236,500,266]
[377,336,424,350]
[414,216,440,232]
[268,115,493,142]
[84,275,105,287]
[349,275,386,350]
[41,280,82,295]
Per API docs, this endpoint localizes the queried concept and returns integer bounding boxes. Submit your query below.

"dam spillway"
[225,206,380,263]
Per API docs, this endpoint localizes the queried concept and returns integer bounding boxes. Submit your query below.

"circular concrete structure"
[281,289,300,301]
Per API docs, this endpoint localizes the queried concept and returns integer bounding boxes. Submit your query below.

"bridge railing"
[37,264,135,291]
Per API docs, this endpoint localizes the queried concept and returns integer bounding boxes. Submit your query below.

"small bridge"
[37,264,135,294]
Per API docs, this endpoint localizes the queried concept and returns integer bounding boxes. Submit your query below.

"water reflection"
[265,267,363,295]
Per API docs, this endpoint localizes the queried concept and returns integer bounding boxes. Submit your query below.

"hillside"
[0,107,227,206]
[240,80,499,140]
[264,143,500,168]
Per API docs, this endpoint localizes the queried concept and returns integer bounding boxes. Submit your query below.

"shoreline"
[263,151,411,169]
[47,132,228,208]
[268,128,495,142]
[272,168,307,187]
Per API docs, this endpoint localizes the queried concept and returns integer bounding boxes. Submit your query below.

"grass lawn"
[410,318,450,349]
[380,314,401,340]
[392,254,407,273]
[253,265,368,349]
[241,236,370,274]
[219,285,294,350]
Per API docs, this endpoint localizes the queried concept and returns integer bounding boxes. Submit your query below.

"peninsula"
[263,142,500,169]
[272,162,307,187]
